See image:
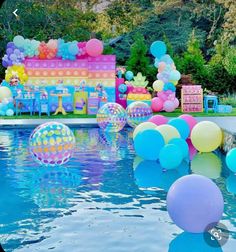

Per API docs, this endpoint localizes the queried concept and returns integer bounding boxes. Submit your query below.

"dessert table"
[50,93,71,115]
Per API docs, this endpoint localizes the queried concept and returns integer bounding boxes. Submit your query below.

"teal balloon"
[125,71,134,81]
[13,35,25,48]
[163,82,176,92]
[68,43,79,55]
[226,173,236,194]
[0,110,5,116]
[168,118,190,140]
[169,232,223,252]
[160,54,174,64]
[169,138,189,159]
[150,41,167,58]
[6,109,14,116]
[169,70,181,81]
[134,129,165,160]
[118,84,127,93]
[159,144,183,169]
[226,148,236,172]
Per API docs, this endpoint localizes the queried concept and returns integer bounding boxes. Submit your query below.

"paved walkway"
[1,117,236,134]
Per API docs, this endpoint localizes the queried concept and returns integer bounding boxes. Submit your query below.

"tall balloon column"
[150,41,181,112]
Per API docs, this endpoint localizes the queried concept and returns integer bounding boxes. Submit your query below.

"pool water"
[0,127,236,252]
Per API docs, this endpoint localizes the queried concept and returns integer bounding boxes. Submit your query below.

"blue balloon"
[226,173,236,194]
[168,118,190,140]
[68,42,79,55]
[134,129,165,160]
[159,144,183,169]
[226,148,236,172]
[150,41,167,58]
[0,110,5,116]
[163,82,176,92]
[134,160,162,189]
[160,54,174,64]
[169,70,181,81]
[154,58,161,68]
[125,71,134,81]
[169,138,189,159]
[118,84,127,93]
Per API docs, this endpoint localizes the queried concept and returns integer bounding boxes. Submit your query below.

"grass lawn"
[0,108,236,120]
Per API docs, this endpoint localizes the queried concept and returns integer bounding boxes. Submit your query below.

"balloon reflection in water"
[226,173,236,194]
[169,232,223,252]
[98,131,127,161]
[186,138,197,160]
[133,159,189,192]
[191,152,222,179]
[29,166,82,208]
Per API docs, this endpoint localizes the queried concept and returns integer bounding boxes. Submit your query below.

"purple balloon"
[7,42,15,49]
[167,174,224,233]
[7,48,14,55]
[2,60,8,67]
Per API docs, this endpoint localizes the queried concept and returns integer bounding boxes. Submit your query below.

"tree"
[126,33,152,78]
[176,30,207,84]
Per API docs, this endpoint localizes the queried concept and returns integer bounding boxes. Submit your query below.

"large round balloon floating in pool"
[96,102,127,132]
[29,122,76,166]
[126,101,153,128]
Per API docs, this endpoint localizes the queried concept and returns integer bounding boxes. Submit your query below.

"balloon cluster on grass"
[0,86,14,116]
[2,36,104,69]
[150,41,180,112]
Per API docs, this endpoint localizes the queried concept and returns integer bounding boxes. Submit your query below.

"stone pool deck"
[0,116,236,152]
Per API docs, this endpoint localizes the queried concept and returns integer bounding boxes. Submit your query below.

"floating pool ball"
[126,101,153,128]
[96,102,127,132]
[29,122,76,166]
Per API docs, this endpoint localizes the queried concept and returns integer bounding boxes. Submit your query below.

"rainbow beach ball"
[29,122,76,166]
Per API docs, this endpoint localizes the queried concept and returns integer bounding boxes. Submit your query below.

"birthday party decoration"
[126,101,153,128]
[167,175,224,233]
[96,103,127,132]
[85,38,103,57]
[29,122,76,166]
[150,41,180,112]
[39,39,58,59]
[190,121,222,152]
[5,65,28,84]
[126,72,152,106]
[2,41,25,67]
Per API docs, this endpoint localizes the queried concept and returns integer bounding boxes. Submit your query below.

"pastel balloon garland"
[150,41,181,112]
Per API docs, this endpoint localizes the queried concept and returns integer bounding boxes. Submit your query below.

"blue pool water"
[0,127,236,252]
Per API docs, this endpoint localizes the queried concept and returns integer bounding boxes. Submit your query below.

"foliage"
[223,46,236,76]
[219,94,236,107]
[175,31,207,84]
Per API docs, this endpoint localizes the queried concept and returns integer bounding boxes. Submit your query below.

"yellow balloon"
[191,152,222,179]
[190,121,222,152]
[153,80,164,92]
[169,80,178,86]
[133,122,157,139]
[0,86,12,101]
[155,125,180,144]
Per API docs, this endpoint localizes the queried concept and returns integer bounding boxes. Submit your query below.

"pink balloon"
[151,97,164,112]
[186,138,197,160]
[86,39,103,57]
[163,100,175,112]
[158,62,166,73]
[179,114,197,131]
[148,115,168,126]
[173,98,179,108]
[158,91,168,101]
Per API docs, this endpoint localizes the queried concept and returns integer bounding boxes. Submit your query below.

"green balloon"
[191,152,222,179]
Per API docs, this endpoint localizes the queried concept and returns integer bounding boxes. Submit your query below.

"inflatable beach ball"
[96,102,127,132]
[126,101,153,128]
[29,122,76,166]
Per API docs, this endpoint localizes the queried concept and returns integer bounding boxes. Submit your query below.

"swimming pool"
[0,127,236,252]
